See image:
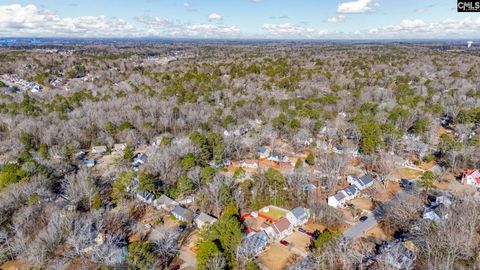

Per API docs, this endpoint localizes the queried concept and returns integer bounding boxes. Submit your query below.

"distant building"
[240,160,259,169]
[91,145,107,154]
[136,191,155,204]
[132,153,148,168]
[82,158,96,168]
[268,151,289,163]
[114,143,127,152]
[257,146,270,159]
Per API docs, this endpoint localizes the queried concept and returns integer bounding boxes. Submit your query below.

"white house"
[172,205,193,223]
[328,186,359,208]
[347,175,374,190]
[257,146,270,159]
[240,160,259,169]
[289,207,309,226]
[268,151,289,163]
[194,212,217,228]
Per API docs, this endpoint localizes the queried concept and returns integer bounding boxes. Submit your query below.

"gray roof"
[291,207,308,221]
[344,185,358,196]
[257,146,267,153]
[334,191,347,201]
[172,205,193,219]
[239,231,269,256]
[359,175,374,186]
[157,194,176,205]
[196,212,217,224]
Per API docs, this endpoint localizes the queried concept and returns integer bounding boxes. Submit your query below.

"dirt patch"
[418,161,436,171]
[365,225,393,241]
[303,222,326,233]
[349,197,374,211]
[0,260,30,270]
[285,231,311,253]
[374,181,401,202]
[257,243,298,270]
[434,177,476,195]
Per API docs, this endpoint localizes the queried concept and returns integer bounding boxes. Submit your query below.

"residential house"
[178,196,195,205]
[377,240,416,270]
[91,146,107,154]
[132,153,148,167]
[82,158,96,168]
[332,144,344,154]
[233,127,249,136]
[208,159,231,169]
[347,174,374,190]
[289,207,309,226]
[194,212,217,229]
[268,151,290,163]
[257,146,270,159]
[267,218,293,240]
[172,205,193,223]
[114,143,127,152]
[462,169,480,188]
[153,195,178,211]
[238,231,269,256]
[240,160,259,169]
[328,185,359,208]
[75,151,86,159]
[136,191,155,204]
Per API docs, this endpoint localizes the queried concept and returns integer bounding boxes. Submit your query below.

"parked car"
[176,224,186,232]
[400,178,414,189]
[280,240,289,246]
[311,230,321,240]
[298,227,306,233]
[359,216,368,222]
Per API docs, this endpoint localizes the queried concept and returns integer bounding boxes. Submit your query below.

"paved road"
[343,189,409,240]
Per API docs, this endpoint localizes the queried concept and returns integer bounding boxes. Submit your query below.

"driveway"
[343,189,409,240]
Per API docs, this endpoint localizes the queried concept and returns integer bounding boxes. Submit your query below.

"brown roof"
[272,218,291,234]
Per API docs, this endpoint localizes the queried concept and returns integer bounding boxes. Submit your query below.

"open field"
[390,167,424,180]
[259,206,289,221]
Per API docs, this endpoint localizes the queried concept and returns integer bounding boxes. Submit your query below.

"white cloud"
[134,16,174,27]
[399,19,427,29]
[337,0,374,14]
[207,13,223,21]
[326,14,346,23]
[0,4,139,37]
[367,17,480,38]
[262,23,315,37]
[183,2,197,12]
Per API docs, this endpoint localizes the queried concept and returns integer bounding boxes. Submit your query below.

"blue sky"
[0,0,477,39]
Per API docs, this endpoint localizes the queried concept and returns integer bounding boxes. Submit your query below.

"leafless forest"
[0,42,479,270]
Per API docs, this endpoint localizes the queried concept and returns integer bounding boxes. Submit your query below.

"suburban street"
[343,189,408,240]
